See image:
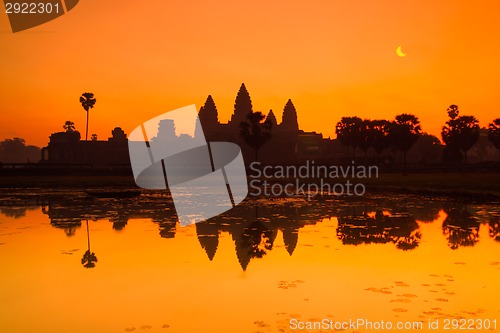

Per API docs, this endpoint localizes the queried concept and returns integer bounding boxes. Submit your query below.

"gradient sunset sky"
[1,0,499,147]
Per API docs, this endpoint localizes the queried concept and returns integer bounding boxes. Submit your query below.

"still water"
[0,191,499,333]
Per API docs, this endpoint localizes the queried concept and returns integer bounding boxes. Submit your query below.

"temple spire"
[281,99,299,131]
[197,95,219,139]
[266,109,277,127]
[199,95,219,127]
[230,83,253,126]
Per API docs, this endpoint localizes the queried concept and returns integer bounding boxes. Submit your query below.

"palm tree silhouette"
[240,111,273,162]
[63,120,76,132]
[442,105,480,164]
[81,220,98,268]
[389,114,421,174]
[335,116,363,159]
[488,118,500,153]
[79,92,96,141]
[369,120,391,159]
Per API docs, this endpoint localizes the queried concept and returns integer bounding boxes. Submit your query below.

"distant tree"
[357,120,372,157]
[369,119,391,157]
[63,120,76,132]
[335,116,363,158]
[0,138,25,152]
[80,92,96,141]
[110,127,126,141]
[91,134,98,141]
[355,119,392,159]
[447,104,459,119]
[453,116,479,164]
[488,118,500,151]
[389,114,422,173]
[240,111,273,162]
[0,138,41,163]
[441,105,479,164]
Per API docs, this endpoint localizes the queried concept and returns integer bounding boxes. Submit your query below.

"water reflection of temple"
[40,194,178,237]
[198,201,322,270]
[2,195,499,270]
[37,195,328,270]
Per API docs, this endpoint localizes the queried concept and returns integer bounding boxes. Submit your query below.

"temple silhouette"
[40,126,130,166]
[39,83,329,167]
[35,83,500,170]
[197,83,313,164]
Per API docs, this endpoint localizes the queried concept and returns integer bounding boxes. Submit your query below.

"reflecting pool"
[1,191,499,332]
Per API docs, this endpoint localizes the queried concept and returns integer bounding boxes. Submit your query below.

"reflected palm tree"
[407,201,443,223]
[81,220,98,268]
[43,204,82,237]
[442,206,479,250]
[394,229,422,251]
[489,218,500,242]
[0,207,31,219]
[337,209,421,250]
[234,220,277,271]
[111,216,128,231]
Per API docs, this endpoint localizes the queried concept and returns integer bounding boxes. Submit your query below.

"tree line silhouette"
[335,105,500,169]
[0,137,40,163]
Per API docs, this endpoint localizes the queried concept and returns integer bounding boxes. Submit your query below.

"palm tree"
[441,105,479,164]
[240,111,273,162]
[79,92,96,141]
[369,119,391,158]
[389,114,422,174]
[357,119,372,158]
[488,118,500,151]
[335,116,363,158]
[81,220,98,268]
[447,104,459,119]
[63,120,76,132]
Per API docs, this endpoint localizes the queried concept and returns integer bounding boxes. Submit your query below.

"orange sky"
[1,0,500,147]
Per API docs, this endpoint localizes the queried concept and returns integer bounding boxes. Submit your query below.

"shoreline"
[0,173,499,203]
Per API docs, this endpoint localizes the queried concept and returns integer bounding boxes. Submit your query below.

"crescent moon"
[396,46,406,57]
